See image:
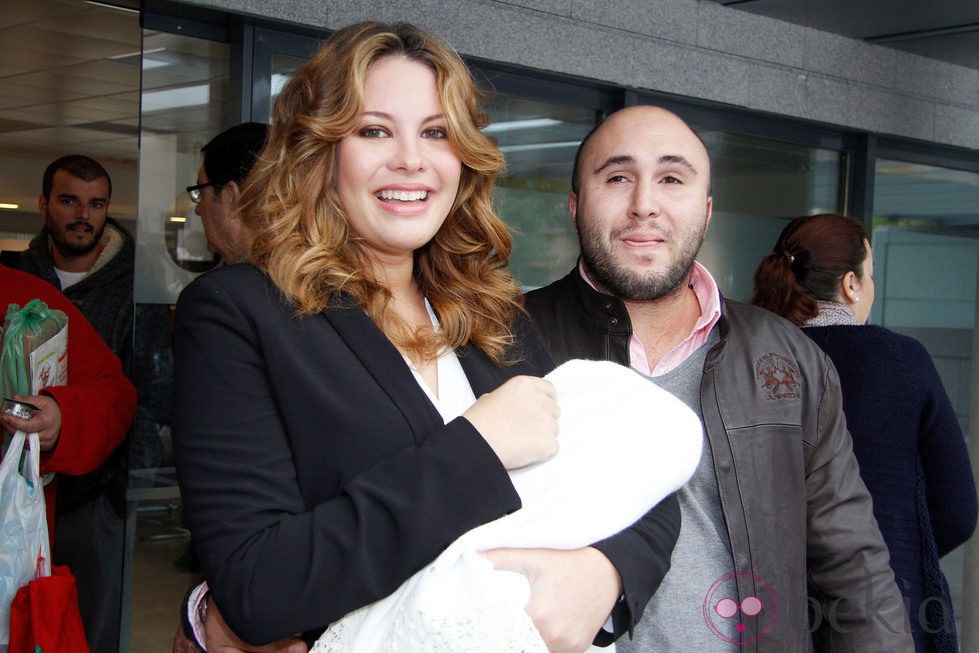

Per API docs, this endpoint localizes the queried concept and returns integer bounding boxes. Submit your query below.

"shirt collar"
[578,259,722,375]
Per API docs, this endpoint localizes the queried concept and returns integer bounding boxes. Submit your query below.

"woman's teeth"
[377,189,428,202]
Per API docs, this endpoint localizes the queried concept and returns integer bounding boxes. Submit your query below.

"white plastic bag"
[0,430,52,648]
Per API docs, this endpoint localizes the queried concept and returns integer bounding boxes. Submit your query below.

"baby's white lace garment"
[312,359,703,653]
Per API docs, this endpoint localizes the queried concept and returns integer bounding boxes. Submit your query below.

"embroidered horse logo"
[754,353,801,400]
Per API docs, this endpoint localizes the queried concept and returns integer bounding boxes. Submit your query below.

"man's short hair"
[570,121,604,196]
[42,155,112,199]
[201,122,269,188]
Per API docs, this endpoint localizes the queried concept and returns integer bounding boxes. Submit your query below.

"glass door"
[125,22,234,653]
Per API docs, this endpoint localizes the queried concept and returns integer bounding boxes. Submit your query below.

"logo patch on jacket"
[755,353,801,400]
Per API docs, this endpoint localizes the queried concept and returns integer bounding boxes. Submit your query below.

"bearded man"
[2,154,134,653]
[6,155,134,369]
[524,106,912,652]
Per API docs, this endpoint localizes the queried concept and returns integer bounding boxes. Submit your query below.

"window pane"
[487,96,599,288]
[871,158,979,342]
[696,131,843,301]
[270,52,307,109]
[871,158,979,635]
[135,30,233,301]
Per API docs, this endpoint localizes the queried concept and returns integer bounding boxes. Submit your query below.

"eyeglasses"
[186,182,220,204]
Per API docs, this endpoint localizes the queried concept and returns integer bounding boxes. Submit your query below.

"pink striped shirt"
[579,260,722,377]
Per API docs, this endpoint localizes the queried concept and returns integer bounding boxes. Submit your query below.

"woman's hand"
[463,375,559,469]
[482,546,622,653]
[1,394,62,451]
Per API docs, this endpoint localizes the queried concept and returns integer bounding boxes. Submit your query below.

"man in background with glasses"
[187,122,269,266]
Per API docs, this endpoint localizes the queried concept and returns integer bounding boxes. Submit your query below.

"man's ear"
[705,196,713,227]
[225,180,241,205]
[569,192,579,232]
[38,194,47,219]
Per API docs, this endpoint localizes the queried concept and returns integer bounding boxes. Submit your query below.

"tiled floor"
[128,507,200,652]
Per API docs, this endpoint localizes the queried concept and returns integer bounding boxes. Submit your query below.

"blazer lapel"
[456,344,506,397]
[322,297,443,444]
[323,297,516,442]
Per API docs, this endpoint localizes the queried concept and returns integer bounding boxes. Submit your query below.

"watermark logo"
[703,568,952,644]
[703,571,778,645]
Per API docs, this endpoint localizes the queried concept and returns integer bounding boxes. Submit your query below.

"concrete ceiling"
[712,0,979,70]
[0,0,142,227]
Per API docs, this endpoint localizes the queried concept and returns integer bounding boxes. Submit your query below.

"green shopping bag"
[0,299,68,466]
[0,299,68,402]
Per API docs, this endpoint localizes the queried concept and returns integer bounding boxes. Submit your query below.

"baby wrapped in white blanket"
[313,359,703,652]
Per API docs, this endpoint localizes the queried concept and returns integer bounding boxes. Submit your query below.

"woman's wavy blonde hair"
[239,22,524,364]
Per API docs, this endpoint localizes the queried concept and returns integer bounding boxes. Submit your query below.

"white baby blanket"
[312,359,703,652]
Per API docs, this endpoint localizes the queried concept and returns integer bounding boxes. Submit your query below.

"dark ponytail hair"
[751,213,868,325]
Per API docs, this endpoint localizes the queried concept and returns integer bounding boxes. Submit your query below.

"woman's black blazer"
[172,263,678,646]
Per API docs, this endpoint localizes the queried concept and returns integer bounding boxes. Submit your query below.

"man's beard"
[578,215,708,301]
[48,219,106,259]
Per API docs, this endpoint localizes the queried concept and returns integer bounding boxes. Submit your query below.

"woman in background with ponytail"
[751,213,976,653]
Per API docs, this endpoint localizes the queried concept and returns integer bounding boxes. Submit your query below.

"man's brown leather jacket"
[525,267,913,652]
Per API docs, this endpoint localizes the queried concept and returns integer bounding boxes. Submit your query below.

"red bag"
[8,565,89,653]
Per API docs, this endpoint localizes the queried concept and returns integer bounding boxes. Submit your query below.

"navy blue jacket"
[805,324,977,653]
